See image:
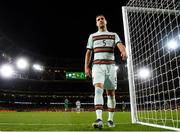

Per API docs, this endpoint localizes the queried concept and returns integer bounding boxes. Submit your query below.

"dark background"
[0,1,130,112]
[0,1,128,58]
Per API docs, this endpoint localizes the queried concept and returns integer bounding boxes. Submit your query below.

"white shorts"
[92,64,117,90]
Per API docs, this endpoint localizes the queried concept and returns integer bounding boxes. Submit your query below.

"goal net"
[122,0,180,131]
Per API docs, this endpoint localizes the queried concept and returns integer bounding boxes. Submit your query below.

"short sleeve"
[86,34,93,50]
[114,33,122,45]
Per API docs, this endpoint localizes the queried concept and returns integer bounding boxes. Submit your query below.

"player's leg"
[77,106,80,113]
[92,83,104,129]
[91,65,105,129]
[104,64,117,127]
[106,90,116,127]
[78,106,81,112]
[65,105,67,111]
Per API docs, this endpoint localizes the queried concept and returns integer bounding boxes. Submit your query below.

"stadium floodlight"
[33,64,44,71]
[16,57,29,70]
[122,0,180,131]
[0,64,14,78]
[167,39,178,50]
[138,68,150,79]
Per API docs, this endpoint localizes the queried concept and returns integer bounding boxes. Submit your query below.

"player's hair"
[95,14,105,19]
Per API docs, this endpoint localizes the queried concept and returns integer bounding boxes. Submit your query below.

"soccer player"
[84,14,127,129]
[76,99,81,113]
[122,101,126,112]
[163,101,169,110]
[64,98,69,112]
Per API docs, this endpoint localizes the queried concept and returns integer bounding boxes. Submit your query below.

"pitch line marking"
[0,122,131,126]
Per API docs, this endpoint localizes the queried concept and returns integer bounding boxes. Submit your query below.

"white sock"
[96,109,103,120]
[107,96,116,121]
[94,87,104,120]
[108,112,114,121]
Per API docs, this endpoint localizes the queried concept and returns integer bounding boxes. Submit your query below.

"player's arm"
[117,42,128,60]
[84,49,92,78]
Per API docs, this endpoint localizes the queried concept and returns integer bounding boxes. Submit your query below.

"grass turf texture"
[0,112,175,131]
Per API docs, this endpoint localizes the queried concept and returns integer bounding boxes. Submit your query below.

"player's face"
[96,16,107,28]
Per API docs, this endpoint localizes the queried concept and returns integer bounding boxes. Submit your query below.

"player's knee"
[95,83,103,88]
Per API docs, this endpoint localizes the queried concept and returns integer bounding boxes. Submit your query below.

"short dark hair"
[96,14,105,19]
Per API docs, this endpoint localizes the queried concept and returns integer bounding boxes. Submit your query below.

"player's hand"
[121,51,128,60]
[85,67,92,78]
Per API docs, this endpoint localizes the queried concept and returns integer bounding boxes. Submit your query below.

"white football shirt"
[86,31,121,61]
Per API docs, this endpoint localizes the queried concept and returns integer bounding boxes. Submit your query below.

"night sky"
[0,0,128,63]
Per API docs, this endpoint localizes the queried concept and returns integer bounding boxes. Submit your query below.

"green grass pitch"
[0,112,174,131]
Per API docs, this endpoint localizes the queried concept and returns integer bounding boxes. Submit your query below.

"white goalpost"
[122,0,180,131]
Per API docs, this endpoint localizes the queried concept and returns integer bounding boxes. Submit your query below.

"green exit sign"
[65,72,86,80]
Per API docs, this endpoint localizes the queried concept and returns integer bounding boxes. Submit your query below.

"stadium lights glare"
[33,64,44,71]
[0,64,14,78]
[138,68,151,79]
[167,39,178,50]
[16,57,29,70]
